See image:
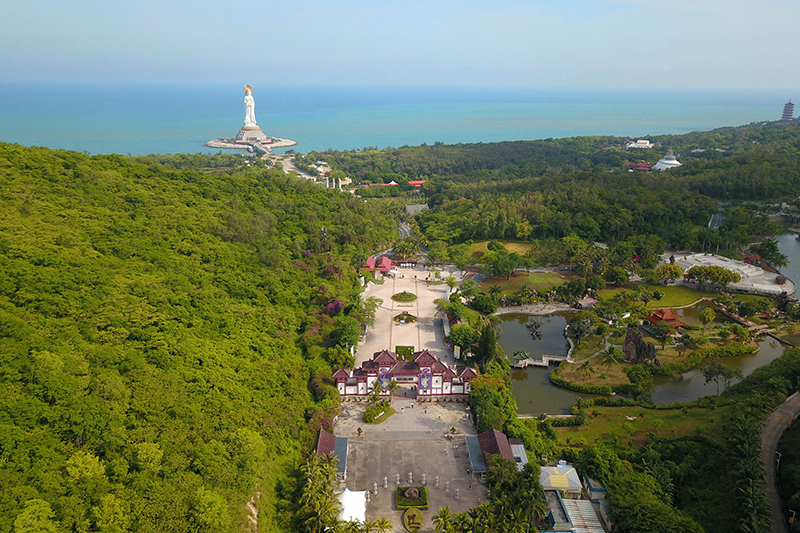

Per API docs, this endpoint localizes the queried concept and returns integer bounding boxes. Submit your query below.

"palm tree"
[433,506,453,533]
[577,254,594,280]
[374,516,392,533]
[578,360,594,378]
[386,379,400,402]
[598,348,619,368]
[488,284,502,302]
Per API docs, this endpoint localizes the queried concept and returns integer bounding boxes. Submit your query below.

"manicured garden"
[468,240,534,259]
[396,486,429,510]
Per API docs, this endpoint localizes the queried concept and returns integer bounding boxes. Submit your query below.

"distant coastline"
[0,84,787,156]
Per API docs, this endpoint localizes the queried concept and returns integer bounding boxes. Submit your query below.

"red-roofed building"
[316,429,336,456]
[645,308,687,332]
[634,161,652,172]
[361,256,394,275]
[408,180,427,187]
[332,350,477,398]
[477,429,514,462]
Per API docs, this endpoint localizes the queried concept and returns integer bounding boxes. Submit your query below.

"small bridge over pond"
[512,355,567,368]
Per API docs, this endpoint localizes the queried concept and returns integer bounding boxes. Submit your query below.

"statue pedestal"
[235,126,268,144]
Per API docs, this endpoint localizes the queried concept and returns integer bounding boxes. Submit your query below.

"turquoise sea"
[0,83,788,155]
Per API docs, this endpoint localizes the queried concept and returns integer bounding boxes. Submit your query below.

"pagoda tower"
[782,100,794,123]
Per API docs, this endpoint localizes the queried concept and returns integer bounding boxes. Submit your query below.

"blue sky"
[2,0,798,90]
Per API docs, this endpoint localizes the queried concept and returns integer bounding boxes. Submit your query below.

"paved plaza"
[669,252,796,296]
[357,265,456,367]
[334,267,489,529]
[337,397,487,529]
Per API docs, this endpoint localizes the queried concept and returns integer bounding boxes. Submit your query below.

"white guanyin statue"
[244,85,257,127]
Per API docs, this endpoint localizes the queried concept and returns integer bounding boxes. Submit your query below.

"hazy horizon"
[2,0,798,92]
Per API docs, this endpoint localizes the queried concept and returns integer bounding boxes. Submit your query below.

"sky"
[1,0,799,91]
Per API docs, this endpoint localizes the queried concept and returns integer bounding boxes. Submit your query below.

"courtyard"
[333,265,491,529]
[357,265,455,367]
[337,397,487,530]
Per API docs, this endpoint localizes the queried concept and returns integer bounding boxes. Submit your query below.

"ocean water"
[0,83,788,155]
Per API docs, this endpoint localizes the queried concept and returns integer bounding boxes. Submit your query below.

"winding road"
[762,391,800,533]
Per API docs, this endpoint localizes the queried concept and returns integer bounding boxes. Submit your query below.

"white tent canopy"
[337,489,366,523]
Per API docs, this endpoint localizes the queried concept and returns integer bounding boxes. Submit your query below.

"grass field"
[598,283,717,308]
[479,271,569,292]
[569,335,607,361]
[468,241,535,259]
[554,404,732,447]
[557,359,631,387]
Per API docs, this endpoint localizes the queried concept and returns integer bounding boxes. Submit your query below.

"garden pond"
[499,308,786,415]
[500,234,800,415]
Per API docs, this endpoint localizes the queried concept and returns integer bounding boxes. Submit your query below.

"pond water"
[498,312,587,416]
[499,234,800,415]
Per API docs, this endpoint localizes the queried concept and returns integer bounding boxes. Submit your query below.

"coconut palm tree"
[433,506,453,533]
[386,379,400,402]
[598,347,620,368]
[578,360,594,378]
[488,284,503,302]
[374,516,392,533]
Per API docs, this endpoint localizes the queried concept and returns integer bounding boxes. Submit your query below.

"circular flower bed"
[393,312,417,323]
[391,291,418,302]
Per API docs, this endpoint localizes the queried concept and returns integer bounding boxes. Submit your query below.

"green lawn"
[558,359,630,386]
[480,271,568,292]
[554,404,732,447]
[468,241,535,259]
[598,283,717,308]
[569,335,607,361]
[370,407,396,424]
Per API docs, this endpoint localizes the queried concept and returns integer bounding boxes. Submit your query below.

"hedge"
[550,412,586,427]
[396,487,429,510]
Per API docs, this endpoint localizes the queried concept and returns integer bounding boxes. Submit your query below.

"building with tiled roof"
[332,350,477,398]
[645,308,687,332]
[477,428,514,462]
[316,429,349,480]
[360,256,394,275]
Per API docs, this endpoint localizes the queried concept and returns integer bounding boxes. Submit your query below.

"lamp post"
[776,451,782,470]
[788,509,795,525]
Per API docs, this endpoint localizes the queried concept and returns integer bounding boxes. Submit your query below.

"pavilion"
[465,428,514,475]
[361,256,394,276]
[645,308,686,332]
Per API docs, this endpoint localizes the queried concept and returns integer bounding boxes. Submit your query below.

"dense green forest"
[0,144,398,532]
[3,120,800,532]
[306,122,800,252]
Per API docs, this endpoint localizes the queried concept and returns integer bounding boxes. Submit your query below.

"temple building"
[653,149,682,171]
[332,349,477,398]
[645,308,686,332]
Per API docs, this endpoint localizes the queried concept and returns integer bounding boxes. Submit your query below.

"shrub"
[392,291,418,302]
